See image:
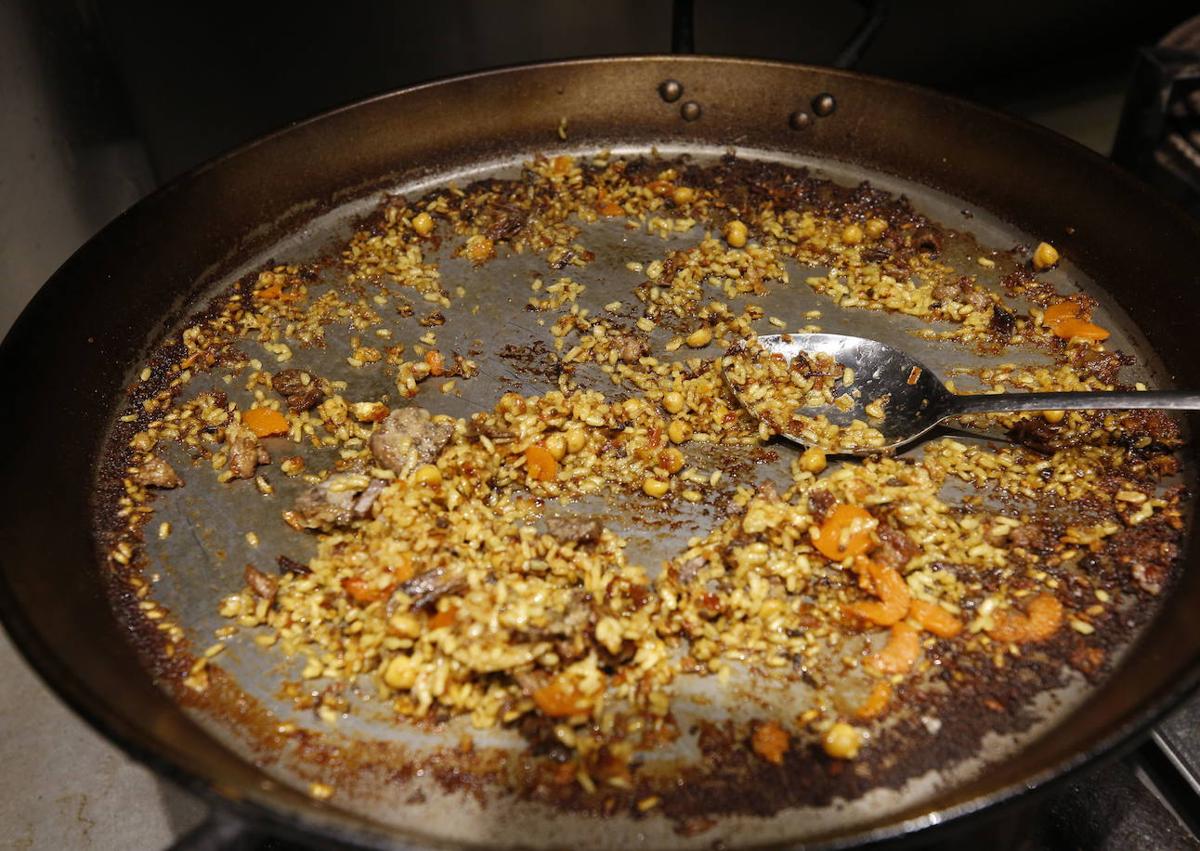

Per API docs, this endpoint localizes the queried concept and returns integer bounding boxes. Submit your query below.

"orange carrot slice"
[1042,301,1081,326]
[855,680,893,720]
[532,679,593,717]
[255,283,302,303]
[909,599,964,638]
[1042,300,1109,342]
[847,560,910,626]
[597,201,624,217]
[390,553,415,583]
[750,720,790,765]
[868,622,921,675]
[524,445,558,481]
[988,594,1063,644]
[341,577,391,604]
[814,504,878,562]
[242,407,289,437]
[1051,317,1110,342]
[428,606,458,630]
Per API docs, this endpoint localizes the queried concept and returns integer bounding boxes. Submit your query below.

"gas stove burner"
[1112,15,1200,216]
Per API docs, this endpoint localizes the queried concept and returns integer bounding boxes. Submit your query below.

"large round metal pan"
[2,57,1200,849]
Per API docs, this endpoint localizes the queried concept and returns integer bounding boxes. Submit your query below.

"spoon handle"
[948,390,1200,417]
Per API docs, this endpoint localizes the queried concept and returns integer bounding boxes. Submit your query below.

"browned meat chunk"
[932,276,990,309]
[673,555,707,584]
[1008,523,1050,552]
[793,351,841,377]
[544,514,603,545]
[483,205,528,242]
[369,407,454,476]
[468,415,514,444]
[808,489,836,523]
[1131,557,1170,595]
[287,474,380,530]
[276,555,311,576]
[874,524,917,570]
[244,564,277,600]
[398,565,466,609]
[226,423,267,479]
[512,592,591,665]
[1009,417,1060,455]
[271,369,324,412]
[1115,410,1184,448]
[1113,524,1178,595]
[134,454,182,489]
[612,332,647,364]
[989,305,1015,338]
[1068,348,1125,386]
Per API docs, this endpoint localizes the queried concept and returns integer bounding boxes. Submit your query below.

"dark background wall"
[79,1,1200,179]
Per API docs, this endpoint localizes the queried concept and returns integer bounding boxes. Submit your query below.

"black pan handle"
[167,810,256,851]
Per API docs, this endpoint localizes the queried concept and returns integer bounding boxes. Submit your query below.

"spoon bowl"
[725,333,1200,455]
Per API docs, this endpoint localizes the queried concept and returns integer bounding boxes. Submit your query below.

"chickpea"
[1032,241,1060,271]
[565,427,587,454]
[865,218,888,239]
[661,447,685,474]
[672,186,695,206]
[465,235,494,263]
[384,655,417,689]
[411,211,435,237]
[642,477,670,498]
[799,446,827,474]
[1042,409,1065,424]
[723,219,748,248]
[822,722,862,760]
[841,223,864,245]
[545,432,567,460]
[662,391,686,414]
[667,419,693,444]
[647,179,673,197]
[685,326,713,348]
[499,392,526,414]
[413,464,442,487]
[388,612,421,639]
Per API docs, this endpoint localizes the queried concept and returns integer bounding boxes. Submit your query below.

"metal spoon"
[725,333,1200,455]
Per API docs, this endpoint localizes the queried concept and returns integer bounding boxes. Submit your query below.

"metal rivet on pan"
[812,93,837,117]
[788,110,812,130]
[659,79,683,103]
[680,101,702,121]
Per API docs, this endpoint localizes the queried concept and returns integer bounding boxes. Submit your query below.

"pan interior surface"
[93,141,1190,849]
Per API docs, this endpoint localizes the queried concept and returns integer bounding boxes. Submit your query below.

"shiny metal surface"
[738,333,1200,454]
